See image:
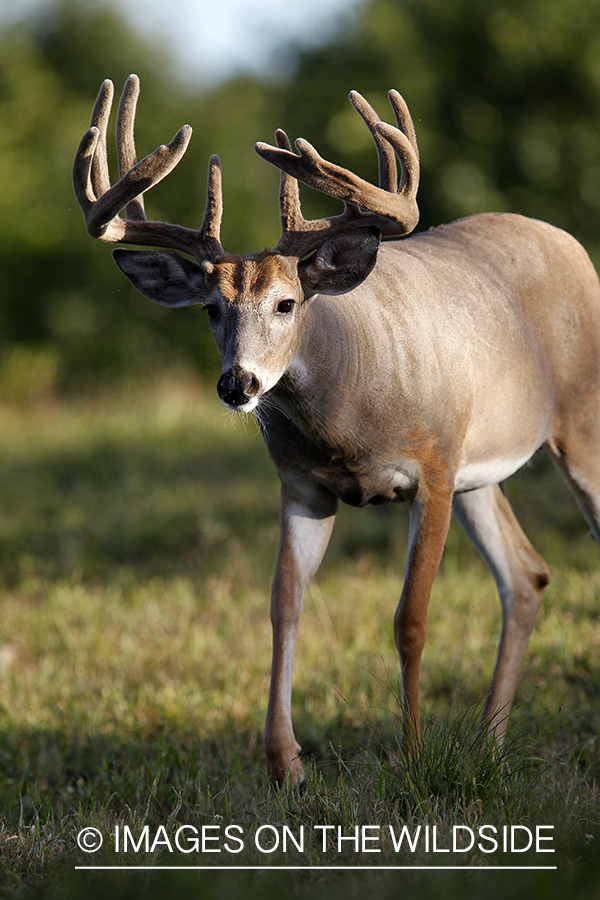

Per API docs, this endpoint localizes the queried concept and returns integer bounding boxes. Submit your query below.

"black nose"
[217,369,260,407]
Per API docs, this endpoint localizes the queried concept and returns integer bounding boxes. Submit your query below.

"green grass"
[0,375,598,897]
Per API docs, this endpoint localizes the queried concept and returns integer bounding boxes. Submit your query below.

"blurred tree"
[279,0,600,266]
[2,0,600,394]
[0,1,285,393]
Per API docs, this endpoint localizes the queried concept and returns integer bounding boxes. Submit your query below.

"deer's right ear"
[112,249,209,307]
[299,226,381,298]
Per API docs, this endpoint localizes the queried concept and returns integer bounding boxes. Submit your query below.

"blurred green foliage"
[2,0,600,392]
[283,0,600,247]
[0,1,286,392]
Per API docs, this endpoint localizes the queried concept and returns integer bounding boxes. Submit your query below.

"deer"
[73,75,600,787]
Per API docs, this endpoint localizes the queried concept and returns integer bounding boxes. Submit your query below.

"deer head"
[73,75,420,411]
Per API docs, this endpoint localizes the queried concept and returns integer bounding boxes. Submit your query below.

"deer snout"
[217,368,261,408]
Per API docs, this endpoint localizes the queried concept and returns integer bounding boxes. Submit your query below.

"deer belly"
[453,450,536,493]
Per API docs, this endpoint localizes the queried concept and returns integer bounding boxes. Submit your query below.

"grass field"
[0,374,598,898]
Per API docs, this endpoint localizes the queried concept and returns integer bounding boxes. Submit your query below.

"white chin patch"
[226,396,259,414]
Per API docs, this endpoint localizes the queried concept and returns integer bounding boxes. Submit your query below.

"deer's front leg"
[394,483,454,742]
[265,480,337,786]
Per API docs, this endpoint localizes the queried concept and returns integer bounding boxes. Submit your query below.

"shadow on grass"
[0,716,597,900]
[25,863,600,900]
[1,418,596,592]
[0,430,281,586]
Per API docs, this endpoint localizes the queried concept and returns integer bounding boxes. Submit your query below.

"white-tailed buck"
[74,75,600,786]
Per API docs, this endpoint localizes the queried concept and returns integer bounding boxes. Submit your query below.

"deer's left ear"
[299,225,381,297]
[113,249,209,307]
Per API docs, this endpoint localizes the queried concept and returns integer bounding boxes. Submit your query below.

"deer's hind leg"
[545,433,600,545]
[452,483,550,740]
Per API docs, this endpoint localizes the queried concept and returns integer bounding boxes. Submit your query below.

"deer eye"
[204,305,219,321]
[276,299,294,314]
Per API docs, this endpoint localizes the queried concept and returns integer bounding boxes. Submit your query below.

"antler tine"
[198,154,224,256]
[349,90,397,193]
[73,76,223,260]
[388,90,418,162]
[379,89,420,195]
[255,88,420,256]
[275,129,304,234]
[89,78,113,198]
[116,74,145,221]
